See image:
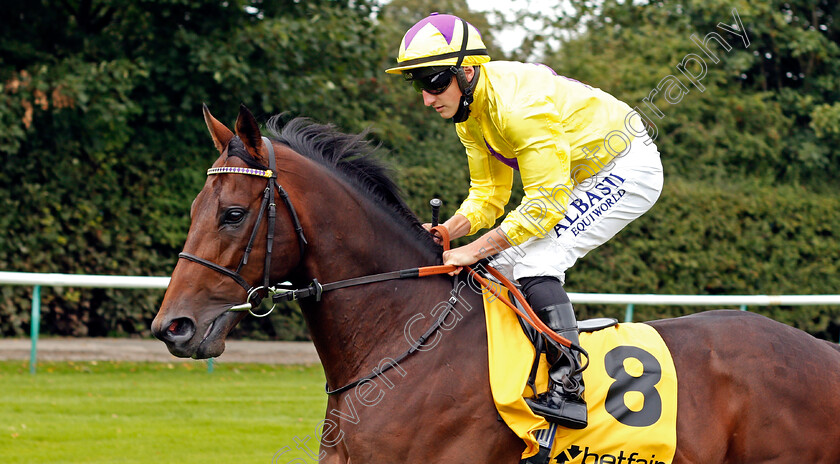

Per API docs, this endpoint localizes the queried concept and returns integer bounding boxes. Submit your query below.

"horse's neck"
[297,177,438,281]
[291,168,455,388]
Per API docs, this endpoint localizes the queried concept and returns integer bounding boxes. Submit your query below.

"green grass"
[0,360,327,464]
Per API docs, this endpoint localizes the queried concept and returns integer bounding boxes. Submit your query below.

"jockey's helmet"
[385,13,490,74]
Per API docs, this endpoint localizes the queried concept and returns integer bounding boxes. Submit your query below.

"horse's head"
[152,104,306,358]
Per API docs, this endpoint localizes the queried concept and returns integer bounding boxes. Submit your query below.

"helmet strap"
[451,65,480,124]
[449,19,480,124]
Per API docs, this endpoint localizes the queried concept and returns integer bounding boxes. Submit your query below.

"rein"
[267,264,456,303]
[179,139,584,394]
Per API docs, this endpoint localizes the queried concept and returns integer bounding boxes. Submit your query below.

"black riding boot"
[520,277,588,429]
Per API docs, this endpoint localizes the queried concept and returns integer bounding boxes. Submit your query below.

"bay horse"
[153,104,840,463]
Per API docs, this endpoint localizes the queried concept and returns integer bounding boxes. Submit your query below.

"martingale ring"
[247,286,277,318]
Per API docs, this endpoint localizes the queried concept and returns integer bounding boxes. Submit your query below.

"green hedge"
[567,178,840,340]
[3,178,839,341]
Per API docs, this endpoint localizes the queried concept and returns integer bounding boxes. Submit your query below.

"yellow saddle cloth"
[483,292,678,463]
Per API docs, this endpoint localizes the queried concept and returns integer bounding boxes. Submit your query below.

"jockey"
[386,13,663,429]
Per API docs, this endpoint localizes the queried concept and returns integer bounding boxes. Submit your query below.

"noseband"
[178,137,307,313]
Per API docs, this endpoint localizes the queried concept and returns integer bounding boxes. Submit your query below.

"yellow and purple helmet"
[385,13,490,74]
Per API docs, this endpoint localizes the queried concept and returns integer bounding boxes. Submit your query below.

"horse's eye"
[222,208,247,225]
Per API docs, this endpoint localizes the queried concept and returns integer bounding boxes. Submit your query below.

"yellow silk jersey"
[454,61,636,245]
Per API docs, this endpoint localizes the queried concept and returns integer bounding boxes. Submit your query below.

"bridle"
[178,137,307,314]
[177,136,456,316]
[176,136,456,315]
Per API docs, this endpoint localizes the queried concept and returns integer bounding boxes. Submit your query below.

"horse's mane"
[256,116,439,251]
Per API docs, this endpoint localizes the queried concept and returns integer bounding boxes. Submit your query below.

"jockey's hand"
[422,223,443,245]
[442,244,481,275]
[440,227,513,276]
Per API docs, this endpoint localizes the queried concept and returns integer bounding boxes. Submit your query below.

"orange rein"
[423,226,575,349]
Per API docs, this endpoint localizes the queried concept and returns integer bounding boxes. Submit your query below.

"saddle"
[482,291,678,464]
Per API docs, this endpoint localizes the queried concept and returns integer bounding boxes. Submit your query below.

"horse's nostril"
[159,317,195,343]
[168,319,184,335]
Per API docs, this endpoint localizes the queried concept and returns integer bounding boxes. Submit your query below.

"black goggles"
[405,68,454,95]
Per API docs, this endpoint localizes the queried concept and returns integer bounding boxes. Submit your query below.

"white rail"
[2,271,840,374]
[3,271,839,305]
[0,271,169,374]
[0,271,170,288]
[568,293,840,306]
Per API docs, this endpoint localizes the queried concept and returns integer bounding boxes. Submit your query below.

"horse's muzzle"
[152,317,196,358]
[152,308,245,359]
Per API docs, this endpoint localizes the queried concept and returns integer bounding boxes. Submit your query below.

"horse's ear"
[234,103,265,163]
[203,104,234,154]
